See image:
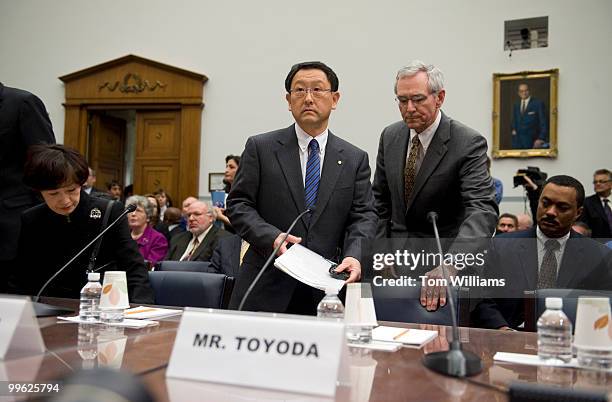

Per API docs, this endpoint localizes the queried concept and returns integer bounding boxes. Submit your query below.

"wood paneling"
[89,113,126,189]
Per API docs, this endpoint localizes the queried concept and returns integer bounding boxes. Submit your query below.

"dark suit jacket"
[0,83,55,264]
[165,225,229,262]
[511,98,548,149]
[372,112,498,240]
[12,191,154,304]
[210,234,242,277]
[580,194,612,241]
[226,125,377,313]
[473,228,612,329]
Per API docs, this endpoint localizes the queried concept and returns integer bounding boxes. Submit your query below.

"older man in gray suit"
[372,61,498,310]
[227,61,377,315]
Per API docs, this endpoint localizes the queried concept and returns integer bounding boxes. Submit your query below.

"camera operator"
[514,167,547,219]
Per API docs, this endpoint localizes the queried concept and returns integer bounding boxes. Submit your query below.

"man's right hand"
[273,233,302,256]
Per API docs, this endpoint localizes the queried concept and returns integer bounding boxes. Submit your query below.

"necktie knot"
[309,139,319,152]
[411,135,421,147]
[544,239,560,252]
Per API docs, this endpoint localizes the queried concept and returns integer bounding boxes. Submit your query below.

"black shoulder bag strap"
[87,199,116,273]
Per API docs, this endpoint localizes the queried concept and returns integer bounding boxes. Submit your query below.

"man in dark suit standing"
[0,83,55,291]
[372,61,498,310]
[210,234,243,277]
[165,201,228,262]
[511,82,548,149]
[579,169,612,242]
[473,175,612,330]
[227,61,377,314]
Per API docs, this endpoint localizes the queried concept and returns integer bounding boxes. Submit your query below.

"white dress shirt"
[295,123,328,186]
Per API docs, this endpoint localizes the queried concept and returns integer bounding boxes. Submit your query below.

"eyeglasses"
[395,93,436,107]
[593,180,611,184]
[289,87,333,98]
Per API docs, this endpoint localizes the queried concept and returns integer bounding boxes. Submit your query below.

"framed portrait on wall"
[492,69,558,158]
[208,172,225,192]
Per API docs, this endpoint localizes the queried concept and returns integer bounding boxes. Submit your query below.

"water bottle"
[317,289,345,319]
[537,297,572,363]
[79,272,102,322]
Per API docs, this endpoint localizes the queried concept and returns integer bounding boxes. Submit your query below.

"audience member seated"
[145,193,169,239]
[210,234,249,277]
[11,144,153,303]
[572,221,592,237]
[579,168,612,242]
[125,195,168,269]
[153,188,173,222]
[157,206,185,242]
[516,213,533,230]
[107,180,123,201]
[214,154,240,233]
[165,201,229,262]
[496,213,518,234]
[472,175,612,330]
[487,157,503,204]
[180,196,198,230]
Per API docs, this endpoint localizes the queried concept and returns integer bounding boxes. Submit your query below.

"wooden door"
[134,111,181,199]
[89,113,126,191]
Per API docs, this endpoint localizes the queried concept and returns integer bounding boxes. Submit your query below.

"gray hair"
[394,60,445,94]
[125,195,154,218]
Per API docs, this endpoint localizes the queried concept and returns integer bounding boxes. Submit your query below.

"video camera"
[513,166,548,188]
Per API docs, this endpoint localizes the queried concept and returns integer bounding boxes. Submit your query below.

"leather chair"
[148,271,234,308]
[155,260,215,273]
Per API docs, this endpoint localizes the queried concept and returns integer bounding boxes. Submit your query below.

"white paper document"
[494,352,579,368]
[274,244,345,292]
[58,316,159,328]
[372,326,438,347]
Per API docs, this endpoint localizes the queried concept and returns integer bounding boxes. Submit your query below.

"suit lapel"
[405,112,449,212]
[309,132,344,227]
[174,233,191,259]
[557,234,583,287]
[192,226,218,260]
[275,126,306,214]
[392,125,410,211]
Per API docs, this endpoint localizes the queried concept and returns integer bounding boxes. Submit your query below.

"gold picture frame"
[492,69,558,158]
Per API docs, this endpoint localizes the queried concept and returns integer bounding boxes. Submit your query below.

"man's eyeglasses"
[593,179,611,184]
[395,93,435,107]
[289,87,333,98]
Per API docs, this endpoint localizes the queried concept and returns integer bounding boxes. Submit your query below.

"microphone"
[237,207,313,311]
[32,204,136,317]
[422,211,482,377]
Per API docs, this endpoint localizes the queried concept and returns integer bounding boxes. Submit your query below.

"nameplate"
[0,296,45,360]
[166,308,345,397]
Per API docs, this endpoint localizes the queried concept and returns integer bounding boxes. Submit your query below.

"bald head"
[182,196,198,215]
[516,213,533,231]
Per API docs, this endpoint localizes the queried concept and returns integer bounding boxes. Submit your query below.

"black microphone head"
[427,211,438,223]
[125,203,137,213]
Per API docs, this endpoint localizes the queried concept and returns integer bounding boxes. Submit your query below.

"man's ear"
[286,93,292,111]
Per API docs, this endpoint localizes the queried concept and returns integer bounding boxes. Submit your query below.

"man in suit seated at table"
[165,201,229,262]
[473,175,612,330]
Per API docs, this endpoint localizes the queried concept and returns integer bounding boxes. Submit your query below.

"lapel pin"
[337,160,342,165]
[90,208,102,219]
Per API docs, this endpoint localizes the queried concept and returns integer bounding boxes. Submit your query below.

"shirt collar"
[409,110,441,152]
[536,225,570,249]
[295,123,328,153]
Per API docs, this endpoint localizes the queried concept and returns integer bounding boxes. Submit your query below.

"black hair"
[498,213,518,227]
[225,154,241,166]
[24,144,89,191]
[544,175,585,208]
[284,61,339,93]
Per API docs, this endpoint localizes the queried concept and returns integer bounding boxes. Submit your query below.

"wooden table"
[5,298,611,401]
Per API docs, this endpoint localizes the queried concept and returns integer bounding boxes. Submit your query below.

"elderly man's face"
[593,174,611,196]
[518,84,530,100]
[186,202,214,235]
[537,183,583,238]
[496,217,517,233]
[396,71,445,134]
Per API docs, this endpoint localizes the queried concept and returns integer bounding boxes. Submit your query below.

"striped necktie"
[404,135,422,205]
[304,139,320,210]
[537,239,560,288]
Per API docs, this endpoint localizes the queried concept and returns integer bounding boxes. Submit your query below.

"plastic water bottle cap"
[87,272,100,281]
[325,288,338,295]
[545,297,562,309]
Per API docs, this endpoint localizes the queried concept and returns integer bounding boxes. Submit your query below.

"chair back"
[156,260,214,273]
[148,271,234,308]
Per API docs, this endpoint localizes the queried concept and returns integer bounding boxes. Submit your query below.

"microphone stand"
[238,208,312,311]
[421,212,482,377]
[32,204,136,317]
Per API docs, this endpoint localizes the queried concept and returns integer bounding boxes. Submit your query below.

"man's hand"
[420,264,457,311]
[522,175,538,191]
[334,256,361,283]
[273,233,302,256]
[532,139,546,148]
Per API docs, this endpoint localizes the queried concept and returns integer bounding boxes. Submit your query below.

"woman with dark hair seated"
[11,144,154,303]
[125,195,168,268]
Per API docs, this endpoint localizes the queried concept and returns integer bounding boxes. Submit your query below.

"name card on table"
[166,308,346,397]
[0,296,45,360]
